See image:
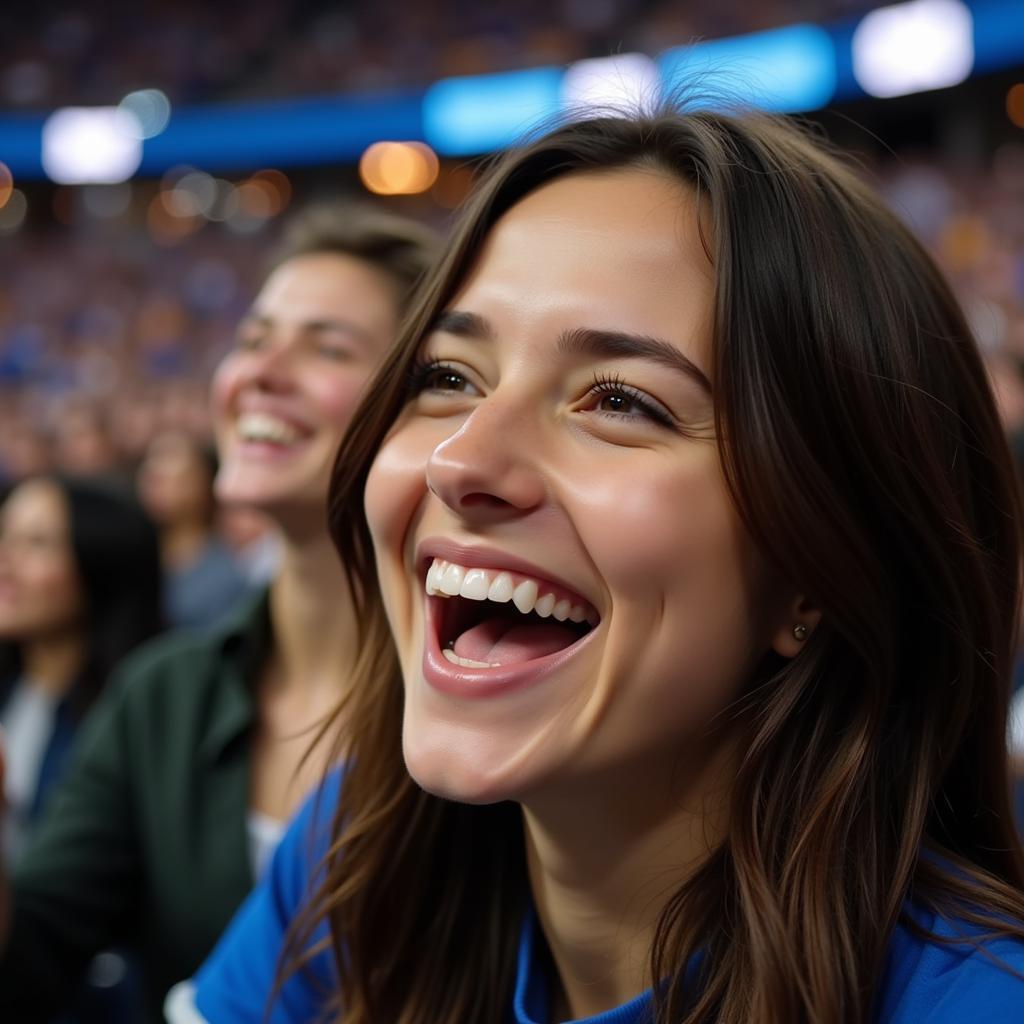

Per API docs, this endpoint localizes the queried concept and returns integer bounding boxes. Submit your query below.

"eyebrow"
[242,313,374,347]
[431,309,495,341]
[431,309,712,394]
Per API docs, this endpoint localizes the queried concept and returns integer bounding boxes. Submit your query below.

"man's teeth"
[425,558,595,625]
[236,412,303,445]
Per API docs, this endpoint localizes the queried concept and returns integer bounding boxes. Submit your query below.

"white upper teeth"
[425,558,596,625]
[236,412,303,445]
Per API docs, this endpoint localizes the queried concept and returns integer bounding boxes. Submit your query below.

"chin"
[402,725,524,806]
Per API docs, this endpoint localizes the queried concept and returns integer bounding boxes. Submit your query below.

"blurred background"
[0,0,1022,491]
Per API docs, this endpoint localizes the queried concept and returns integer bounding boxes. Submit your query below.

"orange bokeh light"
[0,163,12,209]
[251,169,291,214]
[359,142,439,195]
[1007,84,1024,129]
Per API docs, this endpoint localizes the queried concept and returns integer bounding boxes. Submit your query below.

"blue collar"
[511,910,656,1024]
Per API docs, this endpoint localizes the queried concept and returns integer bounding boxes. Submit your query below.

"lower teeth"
[441,648,496,669]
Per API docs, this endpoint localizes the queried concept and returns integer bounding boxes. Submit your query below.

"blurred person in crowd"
[136,429,253,629]
[0,422,53,487]
[0,203,438,1023]
[180,109,1024,1024]
[108,390,161,468]
[0,476,162,860]
[52,400,120,479]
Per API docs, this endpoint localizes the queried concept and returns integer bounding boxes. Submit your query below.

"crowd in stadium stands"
[2,0,880,108]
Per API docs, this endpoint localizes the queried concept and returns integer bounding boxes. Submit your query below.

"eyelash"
[587,372,676,428]
[405,359,675,429]
[405,358,469,395]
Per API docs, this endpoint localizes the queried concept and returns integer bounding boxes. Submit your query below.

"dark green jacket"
[0,590,272,1023]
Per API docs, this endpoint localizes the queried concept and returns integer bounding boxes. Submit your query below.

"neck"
[267,528,357,698]
[21,631,87,698]
[161,521,212,569]
[522,741,735,1020]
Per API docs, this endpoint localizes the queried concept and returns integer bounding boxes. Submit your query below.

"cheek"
[573,448,740,591]
[365,428,431,560]
[25,555,82,619]
[364,422,442,644]
[210,357,241,432]
[310,370,373,437]
[574,448,765,674]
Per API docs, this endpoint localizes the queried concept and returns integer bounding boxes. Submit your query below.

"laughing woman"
[0,205,437,1023]
[184,109,1024,1023]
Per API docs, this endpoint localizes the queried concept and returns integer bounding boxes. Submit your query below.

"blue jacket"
[188,775,1024,1024]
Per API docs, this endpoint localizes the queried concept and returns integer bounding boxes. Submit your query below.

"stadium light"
[1008,84,1024,129]
[41,107,143,184]
[0,163,12,208]
[424,67,563,156]
[163,169,218,217]
[118,89,172,139]
[852,0,974,99]
[562,53,660,116]
[359,141,439,194]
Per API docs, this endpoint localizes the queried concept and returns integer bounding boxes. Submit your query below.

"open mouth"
[234,411,312,449]
[425,558,599,669]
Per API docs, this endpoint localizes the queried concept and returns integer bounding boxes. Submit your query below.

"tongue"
[453,615,579,665]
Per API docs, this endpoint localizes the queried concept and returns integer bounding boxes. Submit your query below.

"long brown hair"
[282,107,1024,1023]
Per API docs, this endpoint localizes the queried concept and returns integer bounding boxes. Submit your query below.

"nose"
[243,335,300,394]
[425,397,547,523]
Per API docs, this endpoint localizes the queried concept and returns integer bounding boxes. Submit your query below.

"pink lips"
[420,590,598,700]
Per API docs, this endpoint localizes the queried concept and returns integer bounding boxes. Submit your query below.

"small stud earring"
[792,624,808,642]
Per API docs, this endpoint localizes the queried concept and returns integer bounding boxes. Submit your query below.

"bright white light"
[853,0,973,98]
[561,53,660,115]
[118,88,171,139]
[42,107,143,184]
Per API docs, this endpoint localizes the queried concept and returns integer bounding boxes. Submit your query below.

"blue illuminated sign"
[423,67,564,156]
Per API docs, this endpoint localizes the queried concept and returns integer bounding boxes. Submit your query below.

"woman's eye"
[315,344,351,362]
[595,392,641,416]
[585,376,675,428]
[407,360,479,397]
[235,332,263,351]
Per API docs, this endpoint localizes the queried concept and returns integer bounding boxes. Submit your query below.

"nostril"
[459,493,516,510]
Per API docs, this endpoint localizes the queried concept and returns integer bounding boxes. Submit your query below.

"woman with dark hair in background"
[185,108,1024,1024]
[0,204,438,1023]
[0,476,162,859]
[136,429,253,629]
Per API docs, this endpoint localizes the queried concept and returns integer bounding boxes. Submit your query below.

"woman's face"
[365,168,800,805]
[212,252,400,531]
[136,430,212,528]
[0,479,84,642]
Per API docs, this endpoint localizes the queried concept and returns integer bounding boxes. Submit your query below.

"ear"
[769,594,822,659]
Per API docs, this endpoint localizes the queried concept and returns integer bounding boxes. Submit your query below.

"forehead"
[451,168,713,352]
[254,252,396,320]
[3,479,67,527]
